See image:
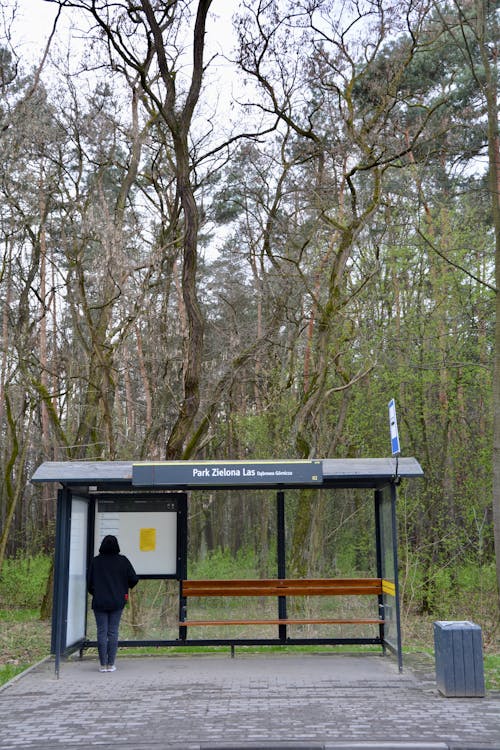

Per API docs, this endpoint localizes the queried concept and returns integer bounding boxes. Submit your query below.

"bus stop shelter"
[31,457,423,674]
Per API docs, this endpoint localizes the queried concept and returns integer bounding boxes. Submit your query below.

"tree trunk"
[477,0,500,610]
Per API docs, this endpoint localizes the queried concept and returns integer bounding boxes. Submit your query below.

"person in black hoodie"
[88,535,138,672]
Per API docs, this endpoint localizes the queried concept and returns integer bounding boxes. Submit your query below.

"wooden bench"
[179,578,386,628]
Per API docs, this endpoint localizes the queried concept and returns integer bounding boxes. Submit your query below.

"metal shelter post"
[178,493,188,641]
[376,482,403,672]
[277,491,287,640]
[390,481,403,672]
[374,488,385,653]
[52,488,71,678]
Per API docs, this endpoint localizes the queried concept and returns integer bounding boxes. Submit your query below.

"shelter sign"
[388,399,401,456]
[132,460,323,487]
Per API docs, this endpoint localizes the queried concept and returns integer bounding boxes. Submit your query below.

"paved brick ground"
[0,652,499,750]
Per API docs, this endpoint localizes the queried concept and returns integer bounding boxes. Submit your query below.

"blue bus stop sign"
[388,398,401,456]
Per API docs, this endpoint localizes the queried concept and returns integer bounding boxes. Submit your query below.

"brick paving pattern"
[0,653,499,750]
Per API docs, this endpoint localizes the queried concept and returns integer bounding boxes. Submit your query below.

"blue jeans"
[94,608,123,667]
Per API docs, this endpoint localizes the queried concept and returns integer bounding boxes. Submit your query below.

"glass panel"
[66,497,88,647]
[379,485,397,652]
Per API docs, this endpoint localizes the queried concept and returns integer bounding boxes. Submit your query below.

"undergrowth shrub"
[0,555,51,610]
[401,562,498,647]
[189,547,258,579]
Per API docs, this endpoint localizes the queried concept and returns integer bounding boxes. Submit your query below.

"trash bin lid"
[434,620,480,629]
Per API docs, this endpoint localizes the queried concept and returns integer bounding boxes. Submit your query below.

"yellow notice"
[140,528,156,552]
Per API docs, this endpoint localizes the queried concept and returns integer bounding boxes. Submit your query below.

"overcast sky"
[11,1,237,61]
[11,0,62,53]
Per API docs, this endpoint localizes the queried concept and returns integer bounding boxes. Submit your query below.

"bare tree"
[45,0,213,458]
[236,0,445,452]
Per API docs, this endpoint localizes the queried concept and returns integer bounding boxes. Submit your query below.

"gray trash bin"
[433,620,485,697]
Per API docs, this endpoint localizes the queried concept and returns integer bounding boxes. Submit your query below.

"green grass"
[0,555,53,686]
[0,663,28,685]
[119,643,380,656]
[0,613,51,685]
[0,608,41,622]
[484,654,500,691]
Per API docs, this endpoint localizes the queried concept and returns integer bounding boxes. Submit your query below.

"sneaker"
[107,665,116,672]
[99,666,107,672]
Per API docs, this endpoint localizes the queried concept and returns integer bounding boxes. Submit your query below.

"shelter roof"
[31,457,423,491]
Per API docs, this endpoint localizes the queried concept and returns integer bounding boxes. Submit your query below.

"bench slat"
[182,578,383,597]
[180,618,385,626]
